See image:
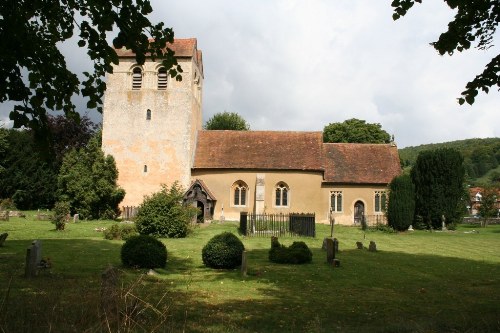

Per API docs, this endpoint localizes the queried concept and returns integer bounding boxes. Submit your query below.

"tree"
[478,187,499,227]
[204,112,250,130]
[323,118,391,143]
[392,0,499,105]
[135,183,197,238]
[46,114,99,167]
[411,148,465,229]
[0,129,58,209]
[0,0,182,133]
[386,174,415,231]
[57,132,125,219]
[0,127,7,174]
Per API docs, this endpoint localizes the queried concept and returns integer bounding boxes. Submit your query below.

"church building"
[102,38,401,225]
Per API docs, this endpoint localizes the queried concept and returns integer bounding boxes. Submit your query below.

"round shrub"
[121,235,167,269]
[288,241,313,264]
[202,232,245,269]
[269,239,312,264]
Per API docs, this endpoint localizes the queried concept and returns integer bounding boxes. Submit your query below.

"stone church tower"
[102,39,203,207]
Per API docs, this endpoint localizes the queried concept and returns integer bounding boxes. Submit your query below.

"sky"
[1,1,499,148]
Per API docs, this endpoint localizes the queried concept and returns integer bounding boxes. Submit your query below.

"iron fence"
[240,212,315,237]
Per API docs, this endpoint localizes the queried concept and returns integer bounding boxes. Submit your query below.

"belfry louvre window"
[330,191,342,212]
[275,182,289,207]
[374,191,387,212]
[132,67,142,90]
[157,67,168,90]
[233,181,248,206]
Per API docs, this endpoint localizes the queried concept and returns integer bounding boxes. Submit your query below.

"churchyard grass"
[0,213,499,332]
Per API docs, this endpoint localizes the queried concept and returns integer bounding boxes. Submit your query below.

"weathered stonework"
[102,40,203,206]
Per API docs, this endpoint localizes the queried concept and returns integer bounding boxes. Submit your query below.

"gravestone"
[326,238,335,264]
[368,241,377,252]
[356,241,363,250]
[25,240,42,277]
[333,238,339,253]
[241,251,247,276]
[333,259,340,267]
[0,233,8,246]
[408,225,414,231]
[73,214,79,223]
[0,211,9,221]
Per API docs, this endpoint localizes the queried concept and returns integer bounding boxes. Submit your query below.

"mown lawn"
[1,213,499,332]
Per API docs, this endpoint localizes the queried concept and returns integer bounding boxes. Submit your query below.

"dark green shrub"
[104,224,138,240]
[202,232,245,269]
[269,238,312,264]
[121,235,167,269]
[135,183,197,238]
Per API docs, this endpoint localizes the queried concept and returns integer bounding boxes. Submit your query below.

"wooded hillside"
[399,138,500,185]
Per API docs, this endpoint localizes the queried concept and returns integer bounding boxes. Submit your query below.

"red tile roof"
[323,143,401,184]
[115,38,198,58]
[193,131,324,171]
[193,131,401,184]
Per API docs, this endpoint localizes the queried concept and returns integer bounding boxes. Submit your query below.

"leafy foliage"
[46,114,99,167]
[411,148,465,229]
[0,116,98,209]
[0,129,58,209]
[103,223,138,241]
[204,112,250,130]
[0,0,182,133]
[478,187,500,220]
[387,174,415,231]
[323,118,391,143]
[121,235,167,269]
[135,183,197,238]
[57,132,125,219]
[51,201,70,231]
[0,128,7,174]
[392,0,500,104]
[202,232,245,269]
[269,237,312,264]
[399,138,500,185]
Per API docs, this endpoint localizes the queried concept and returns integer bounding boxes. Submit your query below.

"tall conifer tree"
[411,148,465,228]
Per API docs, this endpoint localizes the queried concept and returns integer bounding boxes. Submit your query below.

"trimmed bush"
[52,201,70,231]
[104,224,138,240]
[202,232,245,269]
[121,235,167,269]
[269,237,312,264]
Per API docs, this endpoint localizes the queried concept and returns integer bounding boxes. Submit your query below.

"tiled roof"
[115,38,198,58]
[323,143,401,184]
[193,131,324,171]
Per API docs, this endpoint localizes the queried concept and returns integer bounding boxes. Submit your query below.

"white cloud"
[2,1,498,147]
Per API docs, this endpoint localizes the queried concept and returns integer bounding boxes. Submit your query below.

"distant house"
[467,187,500,216]
[102,38,401,224]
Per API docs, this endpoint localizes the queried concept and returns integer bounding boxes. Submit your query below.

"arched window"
[146,109,151,120]
[132,67,142,90]
[157,67,168,90]
[275,182,289,207]
[232,181,248,207]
